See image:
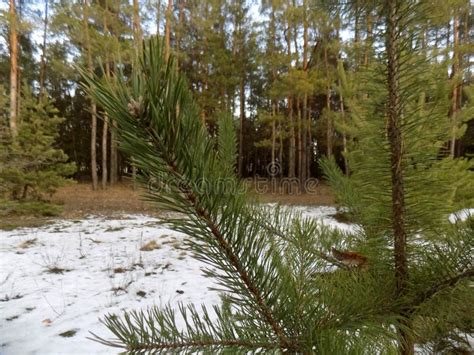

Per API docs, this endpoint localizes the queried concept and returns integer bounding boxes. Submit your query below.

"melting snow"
[0,206,350,354]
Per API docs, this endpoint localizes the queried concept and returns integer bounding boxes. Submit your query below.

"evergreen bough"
[81,2,473,351]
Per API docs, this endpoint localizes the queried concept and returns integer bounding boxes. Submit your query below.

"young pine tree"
[82,20,472,354]
[0,86,75,201]
[322,1,474,353]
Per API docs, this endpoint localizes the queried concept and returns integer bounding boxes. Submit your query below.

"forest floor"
[0,205,351,355]
[52,181,335,217]
[0,181,335,230]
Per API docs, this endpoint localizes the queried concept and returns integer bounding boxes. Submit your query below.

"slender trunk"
[176,1,183,72]
[324,45,332,157]
[271,103,276,170]
[83,0,98,190]
[301,0,308,189]
[354,0,360,65]
[133,0,142,46]
[306,102,312,179]
[277,104,283,177]
[287,15,296,178]
[165,0,172,61]
[386,1,411,353]
[39,0,48,100]
[110,2,122,186]
[339,83,349,176]
[238,78,245,177]
[270,2,283,176]
[132,0,143,189]
[297,98,302,183]
[364,7,372,67]
[156,0,161,37]
[450,16,459,158]
[102,2,110,189]
[9,0,18,139]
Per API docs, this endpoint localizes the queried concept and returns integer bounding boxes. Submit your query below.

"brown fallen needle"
[331,248,368,268]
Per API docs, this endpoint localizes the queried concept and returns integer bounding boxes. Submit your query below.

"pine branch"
[89,332,278,352]
[169,164,292,349]
[411,268,474,311]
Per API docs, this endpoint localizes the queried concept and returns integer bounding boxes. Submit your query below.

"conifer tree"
[322,1,474,353]
[82,38,394,353]
[0,86,76,200]
[82,33,473,353]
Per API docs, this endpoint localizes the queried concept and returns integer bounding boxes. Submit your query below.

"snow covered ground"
[0,206,350,355]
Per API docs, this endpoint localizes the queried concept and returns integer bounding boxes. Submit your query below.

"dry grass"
[140,240,160,251]
[0,181,334,230]
[53,181,334,216]
[18,238,38,249]
[51,182,159,218]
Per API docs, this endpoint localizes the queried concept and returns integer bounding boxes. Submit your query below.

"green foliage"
[0,86,76,201]
[82,38,409,353]
[0,199,62,217]
[321,1,474,352]
[217,113,238,174]
[323,55,474,237]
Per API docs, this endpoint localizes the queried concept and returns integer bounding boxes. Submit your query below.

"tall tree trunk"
[102,1,110,189]
[238,78,245,177]
[287,15,296,178]
[83,0,98,190]
[9,0,18,139]
[364,7,372,67]
[270,3,277,174]
[385,1,411,353]
[133,0,143,55]
[301,0,308,190]
[165,0,172,61]
[354,0,360,65]
[339,83,349,176]
[271,103,276,172]
[156,0,161,36]
[450,16,460,158]
[176,1,183,72]
[106,1,120,186]
[277,104,283,177]
[131,0,143,189]
[39,0,48,100]
[324,45,332,157]
[297,98,302,184]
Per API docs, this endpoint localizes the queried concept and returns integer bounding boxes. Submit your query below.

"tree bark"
[301,0,308,189]
[131,0,143,189]
[297,98,302,185]
[101,1,110,189]
[238,78,245,177]
[83,0,98,190]
[364,6,372,67]
[38,0,48,100]
[156,0,161,37]
[339,83,349,176]
[110,1,121,186]
[287,14,296,178]
[165,0,172,61]
[9,0,18,139]
[385,1,411,353]
[450,16,460,158]
[324,45,332,157]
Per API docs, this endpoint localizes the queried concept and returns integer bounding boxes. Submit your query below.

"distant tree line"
[0,0,472,194]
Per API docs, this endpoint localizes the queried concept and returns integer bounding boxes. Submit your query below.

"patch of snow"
[0,206,350,354]
[449,208,474,223]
